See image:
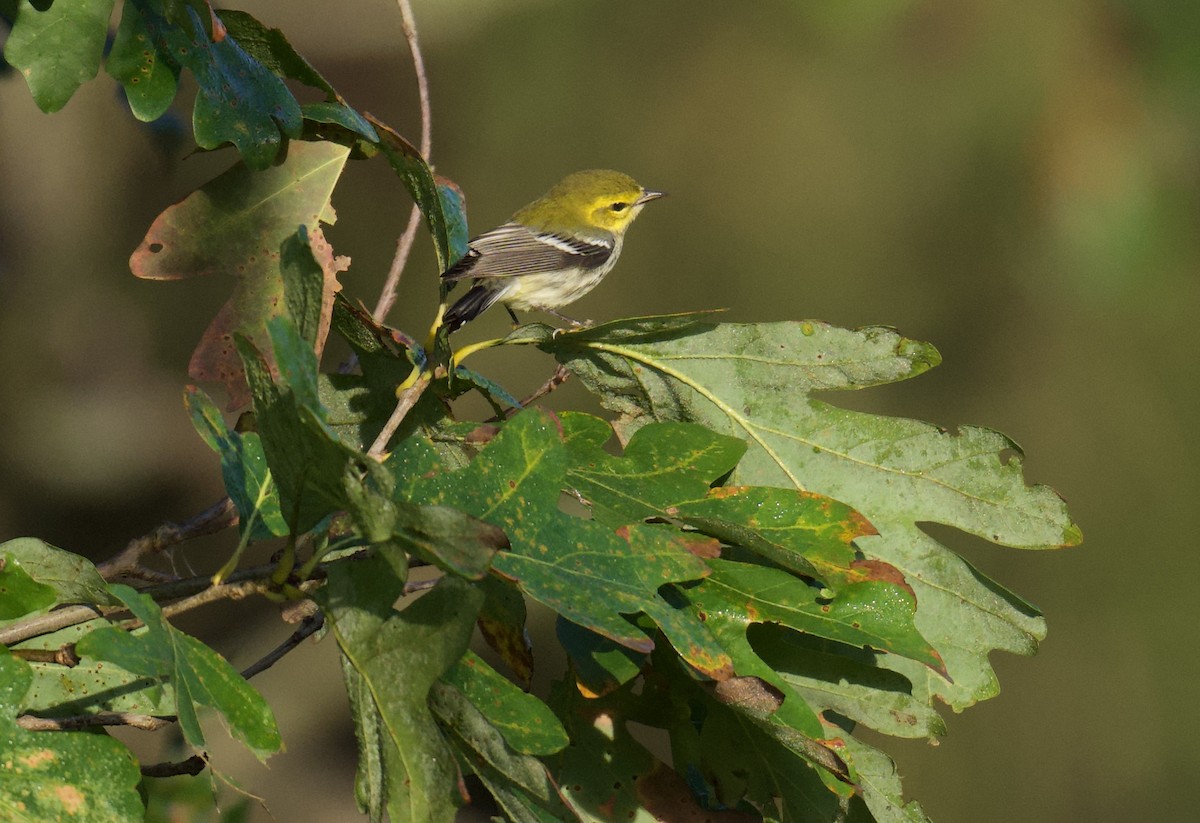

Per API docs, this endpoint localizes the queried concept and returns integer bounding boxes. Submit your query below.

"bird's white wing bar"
[441,223,613,281]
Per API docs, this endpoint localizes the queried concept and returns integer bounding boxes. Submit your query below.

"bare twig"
[368,370,432,456]
[240,612,325,681]
[10,645,80,667]
[0,605,106,648]
[157,579,273,623]
[141,755,208,778]
[17,712,175,732]
[1,560,325,647]
[373,0,432,323]
[487,364,573,422]
[98,498,237,581]
[403,576,441,595]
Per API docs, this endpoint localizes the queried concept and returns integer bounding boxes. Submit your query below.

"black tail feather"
[444,284,499,333]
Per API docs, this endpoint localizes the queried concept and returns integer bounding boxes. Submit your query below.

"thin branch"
[0,605,106,648]
[157,579,273,623]
[402,576,441,595]
[1,560,323,647]
[372,0,432,323]
[17,712,175,732]
[491,364,573,421]
[368,370,432,456]
[97,497,237,581]
[10,645,80,667]
[240,612,325,681]
[141,755,208,778]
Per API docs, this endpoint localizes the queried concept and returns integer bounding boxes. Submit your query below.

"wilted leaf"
[476,576,534,689]
[75,584,281,760]
[280,225,348,357]
[131,140,349,409]
[0,653,143,822]
[540,318,1081,710]
[4,0,116,112]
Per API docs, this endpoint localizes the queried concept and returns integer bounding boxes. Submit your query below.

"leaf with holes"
[131,141,349,409]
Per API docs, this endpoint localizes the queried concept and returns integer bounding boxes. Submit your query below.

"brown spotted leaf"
[0,654,143,821]
[402,409,733,682]
[131,140,349,408]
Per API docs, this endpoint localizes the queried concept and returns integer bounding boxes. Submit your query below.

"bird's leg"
[541,307,593,328]
[505,305,522,326]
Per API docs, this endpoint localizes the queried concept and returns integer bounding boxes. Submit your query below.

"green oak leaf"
[322,297,458,455]
[125,1,302,168]
[536,317,1081,710]
[0,539,117,623]
[4,0,116,112]
[556,617,646,698]
[756,630,946,740]
[403,409,733,681]
[131,140,349,409]
[559,412,746,525]
[0,553,55,621]
[106,0,178,121]
[75,584,281,760]
[237,318,395,536]
[0,652,143,822]
[429,677,576,823]
[367,114,465,273]
[318,557,482,823]
[558,413,892,591]
[185,386,288,539]
[15,620,176,718]
[835,731,930,823]
[239,317,502,570]
[440,651,567,756]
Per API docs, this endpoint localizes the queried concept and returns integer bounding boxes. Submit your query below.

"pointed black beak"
[636,189,667,205]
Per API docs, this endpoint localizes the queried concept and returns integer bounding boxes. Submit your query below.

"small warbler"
[440,169,665,333]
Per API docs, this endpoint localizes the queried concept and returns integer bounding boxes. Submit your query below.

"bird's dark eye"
[611,202,629,212]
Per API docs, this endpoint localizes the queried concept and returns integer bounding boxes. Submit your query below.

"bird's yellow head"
[515,169,666,235]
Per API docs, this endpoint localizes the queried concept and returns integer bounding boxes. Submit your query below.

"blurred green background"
[2,1,1196,820]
